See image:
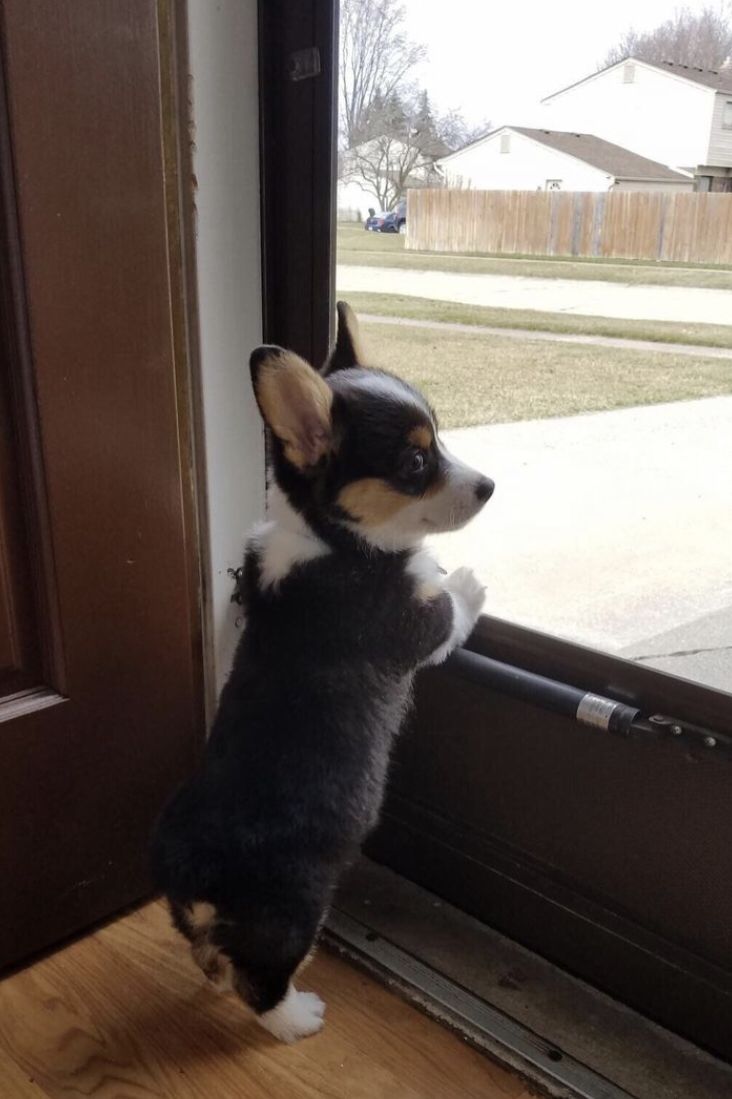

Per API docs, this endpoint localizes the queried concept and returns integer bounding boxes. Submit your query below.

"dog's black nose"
[475,477,495,503]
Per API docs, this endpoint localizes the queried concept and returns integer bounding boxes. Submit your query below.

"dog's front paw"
[445,566,485,624]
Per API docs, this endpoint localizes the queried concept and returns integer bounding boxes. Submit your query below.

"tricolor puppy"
[152,303,494,1043]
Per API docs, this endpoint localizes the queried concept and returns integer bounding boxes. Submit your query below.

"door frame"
[258,0,338,361]
[185,0,266,706]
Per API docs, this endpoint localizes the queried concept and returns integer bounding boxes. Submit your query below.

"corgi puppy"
[152,303,494,1043]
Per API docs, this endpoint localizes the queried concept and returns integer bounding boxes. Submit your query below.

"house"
[338,174,383,222]
[437,125,693,193]
[337,137,441,221]
[541,57,732,191]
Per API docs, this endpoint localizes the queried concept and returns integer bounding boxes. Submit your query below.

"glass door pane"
[337,0,732,694]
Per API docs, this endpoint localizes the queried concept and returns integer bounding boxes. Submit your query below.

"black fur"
[152,306,490,1028]
[152,538,452,1011]
[323,300,362,375]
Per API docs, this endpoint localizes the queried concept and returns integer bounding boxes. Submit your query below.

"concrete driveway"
[431,395,732,693]
[338,264,732,325]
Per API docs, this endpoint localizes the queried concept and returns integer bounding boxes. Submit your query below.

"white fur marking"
[423,566,485,666]
[250,486,328,588]
[257,984,326,1043]
[406,548,444,601]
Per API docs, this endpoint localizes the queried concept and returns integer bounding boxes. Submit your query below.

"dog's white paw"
[298,990,326,1018]
[445,566,485,623]
[258,987,326,1043]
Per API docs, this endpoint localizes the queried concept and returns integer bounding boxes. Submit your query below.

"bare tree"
[340,91,427,209]
[340,0,425,146]
[338,1,491,208]
[601,4,732,70]
[343,137,424,211]
[341,89,488,209]
[437,109,493,154]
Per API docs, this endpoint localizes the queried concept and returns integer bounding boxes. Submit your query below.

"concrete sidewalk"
[432,396,732,693]
[338,264,732,325]
[621,605,732,694]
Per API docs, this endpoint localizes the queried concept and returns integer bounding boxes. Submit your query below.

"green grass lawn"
[337,224,732,291]
[357,319,732,430]
[339,291,732,349]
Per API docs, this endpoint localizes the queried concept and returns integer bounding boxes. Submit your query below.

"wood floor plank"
[0,1045,48,1098]
[0,902,535,1099]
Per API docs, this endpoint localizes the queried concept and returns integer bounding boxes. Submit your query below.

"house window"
[623,62,635,83]
[500,133,511,153]
[696,175,712,192]
[545,179,562,190]
[723,100,732,130]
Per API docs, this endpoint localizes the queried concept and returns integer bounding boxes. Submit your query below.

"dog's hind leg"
[253,981,326,1043]
[168,899,233,990]
[233,967,326,1043]
[213,905,326,1042]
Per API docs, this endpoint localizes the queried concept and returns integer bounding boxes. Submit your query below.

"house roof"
[543,57,732,102]
[510,128,692,181]
[438,126,692,182]
[650,59,732,93]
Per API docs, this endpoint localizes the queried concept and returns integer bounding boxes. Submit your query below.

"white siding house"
[707,91,732,176]
[437,127,692,193]
[337,139,438,222]
[542,58,732,190]
[337,177,382,222]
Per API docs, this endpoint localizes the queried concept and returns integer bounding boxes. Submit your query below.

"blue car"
[379,200,407,234]
[364,211,387,231]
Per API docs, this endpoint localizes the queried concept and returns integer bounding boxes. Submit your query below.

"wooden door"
[0,0,203,968]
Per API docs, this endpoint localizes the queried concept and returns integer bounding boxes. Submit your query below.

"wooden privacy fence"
[406,189,732,265]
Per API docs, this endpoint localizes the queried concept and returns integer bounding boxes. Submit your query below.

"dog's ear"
[250,346,333,470]
[322,301,365,375]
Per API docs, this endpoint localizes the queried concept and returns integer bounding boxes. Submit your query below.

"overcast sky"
[399,0,724,128]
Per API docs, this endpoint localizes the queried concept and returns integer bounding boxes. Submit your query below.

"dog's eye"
[409,450,426,474]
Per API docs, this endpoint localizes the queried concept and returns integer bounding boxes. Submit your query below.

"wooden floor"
[0,901,535,1098]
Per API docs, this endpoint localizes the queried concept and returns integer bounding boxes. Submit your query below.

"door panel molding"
[0,40,65,694]
[0,688,65,724]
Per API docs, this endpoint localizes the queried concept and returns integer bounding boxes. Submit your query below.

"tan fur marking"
[407,550,444,602]
[417,579,443,600]
[192,940,233,990]
[338,478,412,527]
[408,425,433,449]
[295,946,318,977]
[423,472,445,498]
[188,901,216,932]
[257,352,333,468]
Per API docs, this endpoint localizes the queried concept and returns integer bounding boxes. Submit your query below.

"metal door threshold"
[325,908,634,1099]
[324,860,732,1099]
